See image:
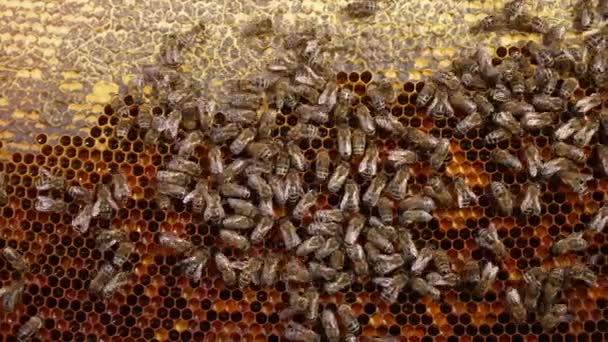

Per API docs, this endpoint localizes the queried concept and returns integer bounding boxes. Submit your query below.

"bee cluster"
[1,3,608,341]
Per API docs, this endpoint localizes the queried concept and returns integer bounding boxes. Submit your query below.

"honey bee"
[35,167,65,192]
[300,287,320,321]
[461,260,481,285]
[309,261,338,281]
[115,116,132,140]
[328,161,351,193]
[428,88,455,118]
[540,304,571,332]
[540,158,577,179]
[491,181,513,215]
[284,321,319,342]
[358,142,379,178]
[365,227,395,254]
[337,125,353,160]
[484,128,512,145]
[425,176,454,208]
[385,149,416,168]
[598,145,608,177]
[228,127,256,155]
[267,175,288,206]
[432,249,453,275]
[472,262,499,297]
[346,243,369,276]
[364,242,382,262]
[492,149,523,171]
[344,1,380,18]
[371,273,408,303]
[0,279,25,312]
[400,210,433,225]
[112,241,135,266]
[158,232,194,254]
[572,118,599,146]
[551,231,588,255]
[374,253,406,275]
[167,156,202,176]
[340,179,360,213]
[273,150,290,177]
[411,277,440,301]
[428,138,450,171]
[284,257,312,283]
[16,316,42,342]
[575,94,602,114]
[399,195,436,213]
[411,245,435,275]
[519,145,541,179]
[296,236,325,257]
[285,171,304,204]
[456,111,483,135]
[554,117,584,141]
[293,84,320,104]
[296,104,330,124]
[406,127,439,150]
[236,256,263,289]
[565,263,597,287]
[227,198,258,217]
[219,183,249,200]
[71,203,94,234]
[542,267,565,309]
[386,168,410,200]
[321,309,340,342]
[397,227,418,262]
[279,290,309,320]
[553,142,586,163]
[425,271,459,287]
[88,263,115,295]
[374,113,404,134]
[287,141,308,171]
[279,219,302,250]
[222,215,256,230]
[589,203,608,233]
[110,173,130,204]
[329,250,346,271]
[248,216,273,244]
[518,183,541,216]
[313,237,339,260]
[315,150,331,182]
[354,105,376,136]
[324,272,352,294]
[472,94,494,118]
[557,171,592,194]
[290,190,316,220]
[362,173,388,207]
[521,112,556,131]
[182,180,207,214]
[214,252,237,287]
[158,181,189,200]
[314,209,345,223]
[522,267,544,311]
[475,224,507,257]
[210,123,241,144]
[247,173,273,199]
[506,287,527,323]
[377,196,394,224]
[0,172,6,206]
[493,111,522,136]
[573,0,595,31]
[260,253,281,286]
[35,196,67,213]
[531,94,564,112]
[219,229,250,251]
[454,175,477,208]
[176,248,209,282]
[344,214,366,246]
[488,84,512,103]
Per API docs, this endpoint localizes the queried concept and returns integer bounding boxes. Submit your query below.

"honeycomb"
[0,39,607,341]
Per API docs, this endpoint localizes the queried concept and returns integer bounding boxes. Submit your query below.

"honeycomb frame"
[1,44,608,342]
